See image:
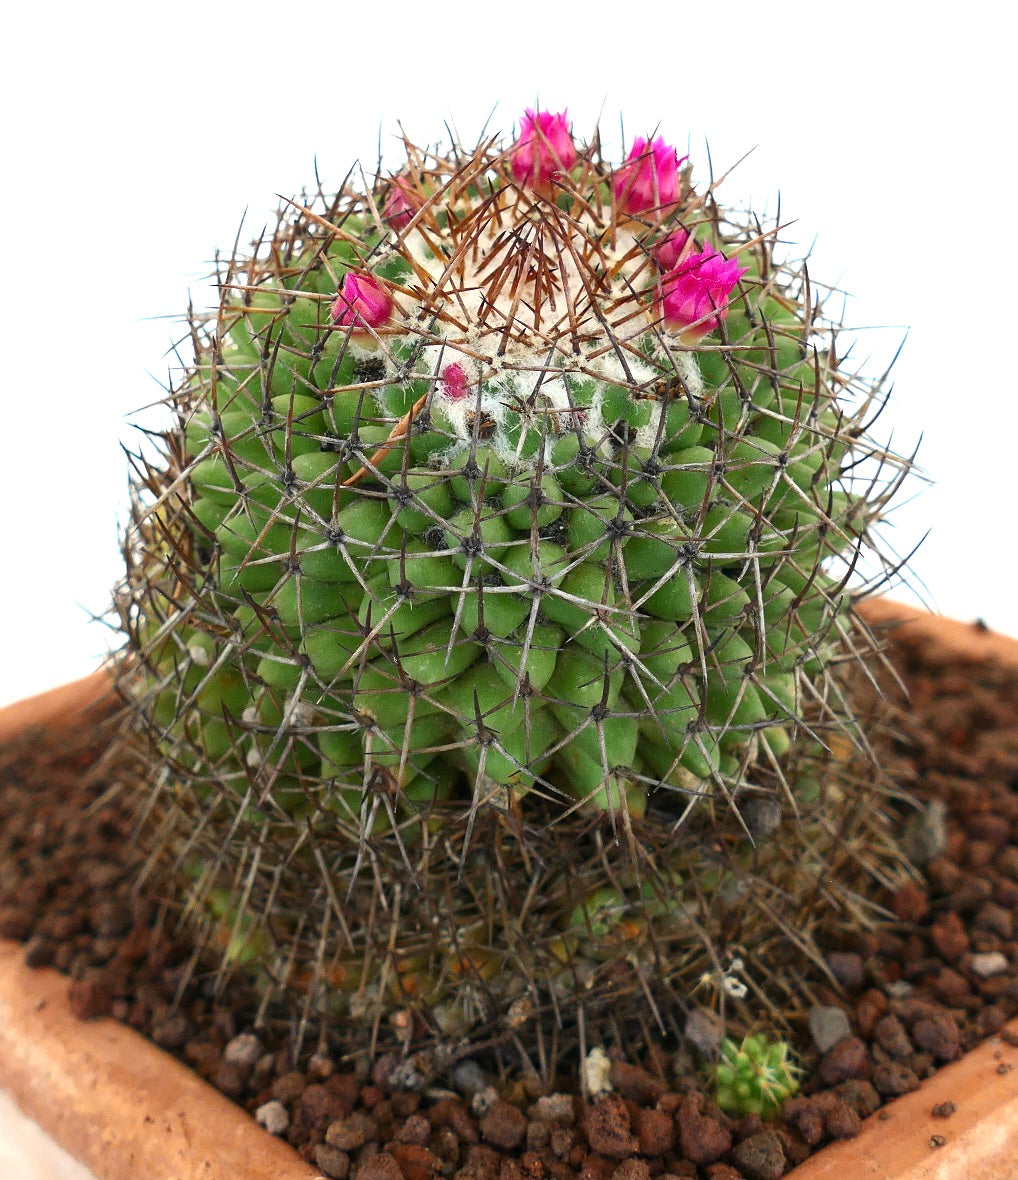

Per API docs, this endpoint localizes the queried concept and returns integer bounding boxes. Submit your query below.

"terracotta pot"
[0,942,322,1180]
[0,667,118,746]
[788,599,1018,1180]
[0,668,320,1180]
[1,602,1017,1180]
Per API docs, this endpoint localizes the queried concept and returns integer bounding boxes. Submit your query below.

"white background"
[1,1,1014,708]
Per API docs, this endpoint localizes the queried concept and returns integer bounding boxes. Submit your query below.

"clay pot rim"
[790,597,1018,1178]
[0,666,119,745]
[0,942,321,1180]
[1,599,1017,1180]
[0,667,321,1180]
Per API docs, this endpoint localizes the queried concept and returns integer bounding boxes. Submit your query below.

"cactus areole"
[117,110,908,1054]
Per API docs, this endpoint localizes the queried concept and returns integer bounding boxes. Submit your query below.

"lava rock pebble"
[480,1100,528,1151]
[729,1130,786,1180]
[817,1037,871,1085]
[583,1095,638,1159]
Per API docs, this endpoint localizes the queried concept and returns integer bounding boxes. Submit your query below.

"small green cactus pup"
[118,108,910,1053]
[712,1034,801,1118]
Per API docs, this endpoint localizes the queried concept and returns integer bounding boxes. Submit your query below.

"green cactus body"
[711,1034,801,1118]
[117,111,912,1056]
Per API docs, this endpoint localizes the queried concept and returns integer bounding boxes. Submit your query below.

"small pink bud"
[659,242,747,338]
[440,362,470,401]
[614,136,686,216]
[383,175,424,231]
[331,273,394,332]
[510,109,577,191]
[654,228,693,272]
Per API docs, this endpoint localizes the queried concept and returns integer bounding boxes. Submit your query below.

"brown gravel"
[4,618,1018,1178]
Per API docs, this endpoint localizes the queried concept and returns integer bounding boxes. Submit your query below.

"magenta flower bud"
[440,362,470,401]
[614,136,686,216]
[654,228,693,272]
[510,109,577,191]
[659,242,747,338]
[331,273,394,332]
[383,175,423,231]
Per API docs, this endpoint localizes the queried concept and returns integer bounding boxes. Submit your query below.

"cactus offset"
[115,110,911,1058]
[712,1034,801,1118]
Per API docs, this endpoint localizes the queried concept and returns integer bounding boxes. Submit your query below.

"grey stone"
[902,799,948,865]
[450,1059,489,1098]
[684,1007,724,1057]
[739,795,783,842]
[223,1032,264,1070]
[808,1005,852,1054]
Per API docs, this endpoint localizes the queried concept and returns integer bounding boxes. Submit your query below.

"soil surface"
[3,621,1018,1180]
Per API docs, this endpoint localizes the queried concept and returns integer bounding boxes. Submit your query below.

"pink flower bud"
[440,362,470,400]
[614,136,686,216]
[510,109,577,191]
[654,228,693,272]
[659,242,747,338]
[331,273,394,332]
[383,175,424,231]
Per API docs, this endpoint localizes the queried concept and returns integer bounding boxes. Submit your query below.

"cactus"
[711,1034,801,1118]
[115,108,911,1060]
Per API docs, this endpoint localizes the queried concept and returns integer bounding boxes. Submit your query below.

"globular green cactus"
[115,109,910,1058]
[712,1034,801,1118]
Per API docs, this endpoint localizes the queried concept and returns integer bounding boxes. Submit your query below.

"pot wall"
[791,598,1018,1178]
[0,942,321,1180]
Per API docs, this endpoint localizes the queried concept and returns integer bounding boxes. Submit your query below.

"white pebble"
[255,1099,290,1136]
[970,952,1009,978]
[581,1046,613,1096]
